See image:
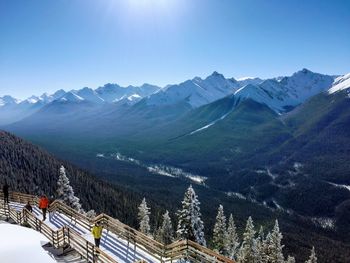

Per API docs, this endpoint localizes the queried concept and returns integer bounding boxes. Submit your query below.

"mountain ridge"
[2,68,347,126]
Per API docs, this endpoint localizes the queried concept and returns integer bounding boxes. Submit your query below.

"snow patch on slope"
[328,73,350,94]
[327,181,350,192]
[102,152,207,184]
[190,110,231,135]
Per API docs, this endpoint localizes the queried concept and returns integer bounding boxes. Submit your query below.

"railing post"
[186,239,189,261]
[67,227,70,245]
[86,240,89,262]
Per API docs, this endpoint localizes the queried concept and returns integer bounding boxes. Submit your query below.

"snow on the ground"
[226,192,246,200]
[9,202,161,263]
[105,152,207,184]
[311,217,335,230]
[0,223,56,263]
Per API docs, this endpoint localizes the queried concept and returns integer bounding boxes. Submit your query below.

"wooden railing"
[0,191,235,263]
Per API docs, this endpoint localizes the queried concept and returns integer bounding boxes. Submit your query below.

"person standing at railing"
[24,201,33,213]
[39,195,49,221]
[91,221,103,248]
[2,181,9,204]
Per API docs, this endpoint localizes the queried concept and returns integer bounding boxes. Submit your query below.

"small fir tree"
[286,255,296,263]
[265,220,285,263]
[305,247,317,263]
[156,210,174,245]
[212,205,227,255]
[237,216,260,263]
[138,198,151,235]
[226,213,240,259]
[57,165,82,211]
[85,209,96,219]
[176,185,206,246]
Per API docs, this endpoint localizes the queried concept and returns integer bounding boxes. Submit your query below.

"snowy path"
[8,202,161,263]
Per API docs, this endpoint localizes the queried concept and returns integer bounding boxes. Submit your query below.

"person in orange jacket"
[39,195,49,221]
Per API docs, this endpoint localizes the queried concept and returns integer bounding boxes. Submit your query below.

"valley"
[1,69,350,262]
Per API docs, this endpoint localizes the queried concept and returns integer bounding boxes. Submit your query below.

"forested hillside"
[0,130,165,227]
[2,130,350,262]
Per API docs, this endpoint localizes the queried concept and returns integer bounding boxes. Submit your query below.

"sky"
[0,0,349,99]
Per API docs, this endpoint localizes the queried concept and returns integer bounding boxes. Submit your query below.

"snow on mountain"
[279,68,334,101]
[235,69,336,112]
[328,73,350,94]
[0,95,18,107]
[127,94,142,101]
[59,91,85,102]
[96,83,160,103]
[74,87,104,103]
[25,95,41,104]
[147,71,240,108]
[0,69,342,125]
[237,77,264,86]
[17,90,67,106]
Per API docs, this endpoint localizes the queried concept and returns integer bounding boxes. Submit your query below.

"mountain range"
[2,68,339,126]
[1,68,350,238]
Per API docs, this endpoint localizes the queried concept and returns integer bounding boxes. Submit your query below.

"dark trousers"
[4,194,9,204]
[42,208,47,220]
[94,238,101,248]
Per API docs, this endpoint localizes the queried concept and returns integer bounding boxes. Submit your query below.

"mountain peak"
[210,71,224,78]
[0,95,18,106]
[300,68,313,74]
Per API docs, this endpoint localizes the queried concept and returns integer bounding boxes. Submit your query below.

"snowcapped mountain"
[0,95,18,107]
[235,69,335,112]
[279,68,335,101]
[58,91,85,103]
[96,83,160,103]
[73,87,104,103]
[0,69,343,125]
[146,71,241,108]
[236,77,264,87]
[328,73,350,94]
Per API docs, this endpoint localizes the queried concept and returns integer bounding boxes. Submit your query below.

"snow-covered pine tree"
[85,209,96,219]
[286,255,296,263]
[156,210,174,245]
[265,220,285,263]
[256,226,267,262]
[57,165,82,211]
[305,247,317,263]
[237,216,260,263]
[138,197,151,236]
[176,185,206,246]
[226,213,240,260]
[212,205,227,255]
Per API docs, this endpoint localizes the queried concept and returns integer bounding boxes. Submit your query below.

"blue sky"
[0,0,349,99]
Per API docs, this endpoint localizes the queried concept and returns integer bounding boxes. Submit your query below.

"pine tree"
[226,213,240,259]
[305,247,317,263]
[286,255,296,263]
[138,197,151,235]
[265,220,284,263]
[57,165,82,211]
[176,185,206,246]
[85,209,96,219]
[237,216,260,263]
[156,210,174,245]
[256,226,267,262]
[212,205,227,255]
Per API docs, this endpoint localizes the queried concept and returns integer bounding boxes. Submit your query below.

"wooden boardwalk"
[0,191,235,263]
